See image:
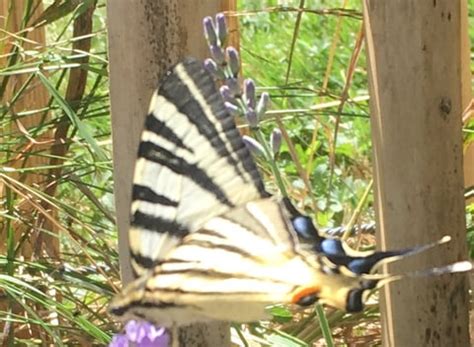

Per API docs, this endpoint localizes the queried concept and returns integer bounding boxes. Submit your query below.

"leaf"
[32,0,87,26]
[269,305,293,323]
[37,71,107,161]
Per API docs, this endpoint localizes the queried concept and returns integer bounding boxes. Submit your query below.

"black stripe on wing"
[137,140,234,207]
[109,300,182,317]
[145,286,271,297]
[182,239,265,264]
[132,185,178,206]
[149,268,293,286]
[131,210,188,237]
[129,251,157,271]
[144,114,194,153]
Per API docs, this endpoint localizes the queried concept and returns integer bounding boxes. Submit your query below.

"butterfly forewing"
[130,59,268,276]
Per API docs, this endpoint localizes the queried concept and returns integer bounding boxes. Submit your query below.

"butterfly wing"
[111,198,332,326]
[129,58,268,276]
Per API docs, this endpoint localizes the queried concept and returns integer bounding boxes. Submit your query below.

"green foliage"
[240,0,371,229]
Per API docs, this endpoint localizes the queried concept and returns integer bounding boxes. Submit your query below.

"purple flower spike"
[109,320,169,347]
[244,79,256,109]
[226,47,240,77]
[216,13,228,46]
[271,128,282,155]
[256,92,270,117]
[243,135,265,156]
[203,16,217,46]
[210,45,225,65]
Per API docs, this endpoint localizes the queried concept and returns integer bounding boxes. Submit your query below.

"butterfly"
[109,58,472,327]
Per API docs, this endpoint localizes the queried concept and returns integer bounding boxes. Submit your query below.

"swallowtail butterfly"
[109,58,472,327]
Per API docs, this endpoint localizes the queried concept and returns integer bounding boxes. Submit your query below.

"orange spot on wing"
[291,286,320,304]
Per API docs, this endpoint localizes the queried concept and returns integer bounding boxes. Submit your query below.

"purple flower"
[270,128,282,155]
[210,45,225,65]
[224,101,240,116]
[226,47,240,77]
[203,16,217,46]
[242,136,265,156]
[110,321,169,347]
[110,334,128,347]
[244,79,256,109]
[256,92,270,118]
[215,13,227,46]
[204,59,225,80]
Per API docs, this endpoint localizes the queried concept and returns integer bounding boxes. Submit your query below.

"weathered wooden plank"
[363,1,471,346]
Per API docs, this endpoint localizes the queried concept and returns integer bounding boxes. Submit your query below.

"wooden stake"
[363,1,471,346]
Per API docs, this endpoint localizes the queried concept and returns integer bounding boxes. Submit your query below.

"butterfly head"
[287,210,471,312]
[288,263,378,313]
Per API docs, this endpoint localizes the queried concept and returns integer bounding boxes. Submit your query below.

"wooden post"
[108,1,234,345]
[363,1,471,346]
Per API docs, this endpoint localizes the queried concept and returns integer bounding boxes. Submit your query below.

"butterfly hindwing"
[111,198,329,326]
[129,59,268,276]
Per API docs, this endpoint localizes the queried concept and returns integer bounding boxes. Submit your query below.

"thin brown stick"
[275,0,318,211]
[226,7,362,20]
[326,23,364,202]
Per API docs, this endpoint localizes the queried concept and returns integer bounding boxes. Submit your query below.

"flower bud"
[256,92,270,117]
[224,101,240,116]
[244,79,256,109]
[220,86,237,104]
[226,47,240,77]
[210,45,225,65]
[204,58,218,74]
[270,128,282,154]
[243,135,265,156]
[216,13,227,47]
[203,17,218,46]
[204,58,225,80]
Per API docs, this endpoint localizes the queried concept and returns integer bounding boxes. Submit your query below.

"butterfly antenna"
[369,235,452,274]
[363,260,473,287]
